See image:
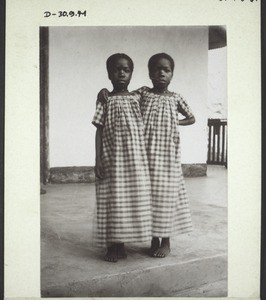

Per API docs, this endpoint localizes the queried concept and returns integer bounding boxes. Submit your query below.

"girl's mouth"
[155,79,166,83]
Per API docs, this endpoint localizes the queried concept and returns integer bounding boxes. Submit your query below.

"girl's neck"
[152,87,171,94]
[111,88,129,95]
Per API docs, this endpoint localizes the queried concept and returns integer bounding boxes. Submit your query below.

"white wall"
[208,47,227,119]
[49,26,209,167]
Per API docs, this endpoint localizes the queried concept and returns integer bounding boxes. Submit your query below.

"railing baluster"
[221,124,225,164]
[212,124,216,162]
[207,119,227,167]
[217,126,220,163]
[207,121,212,163]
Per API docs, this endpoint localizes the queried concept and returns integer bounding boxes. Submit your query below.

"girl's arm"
[95,126,104,179]
[179,116,195,126]
[177,94,196,126]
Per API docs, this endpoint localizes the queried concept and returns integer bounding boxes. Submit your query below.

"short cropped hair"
[106,53,134,76]
[148,53,175,73]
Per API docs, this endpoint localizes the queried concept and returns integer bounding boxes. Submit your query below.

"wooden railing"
[207,119,227,167]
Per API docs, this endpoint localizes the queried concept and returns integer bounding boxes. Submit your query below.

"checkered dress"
[136,87,194,238]
[92,93,152,248]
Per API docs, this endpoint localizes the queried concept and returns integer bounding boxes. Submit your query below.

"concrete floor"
[41,165,227,297]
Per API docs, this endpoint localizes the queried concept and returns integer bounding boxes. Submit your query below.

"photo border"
[4,1,261,298]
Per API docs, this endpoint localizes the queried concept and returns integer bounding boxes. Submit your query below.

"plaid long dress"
[137,87,193,238]
[92,93,152,248]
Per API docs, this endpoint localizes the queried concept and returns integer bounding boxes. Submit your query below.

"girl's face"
[149,58,173,90]
[108,58,132,90]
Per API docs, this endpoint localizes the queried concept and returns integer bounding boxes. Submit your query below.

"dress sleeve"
[92,100,105,127]
[177,94,194,118]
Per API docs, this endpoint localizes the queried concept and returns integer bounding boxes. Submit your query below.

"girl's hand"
[179,116,195,126]
[95,159,104,179]
[97,88,109,103]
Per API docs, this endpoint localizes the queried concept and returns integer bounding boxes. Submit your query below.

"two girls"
[93,52,195,262]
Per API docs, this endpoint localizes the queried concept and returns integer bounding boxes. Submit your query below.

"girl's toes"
[104,245,118,262]
[105,256,117,263]
[154,246,170,258]
[157,252,163,258]
[153,249,161,257]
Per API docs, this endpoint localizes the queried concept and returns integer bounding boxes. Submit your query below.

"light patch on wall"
[208,47,227,119]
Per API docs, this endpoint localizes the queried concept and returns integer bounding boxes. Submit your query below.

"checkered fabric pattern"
[92,94,152,248]
[136,87,194,237]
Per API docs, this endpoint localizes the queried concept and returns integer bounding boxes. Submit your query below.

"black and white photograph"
[4,1,261,299]
[40,26,227,297]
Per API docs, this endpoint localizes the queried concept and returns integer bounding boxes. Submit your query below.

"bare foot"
[150,237,160,257]
[154,238,171,258]
[117,243,127,259]
[104,244,118,262]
